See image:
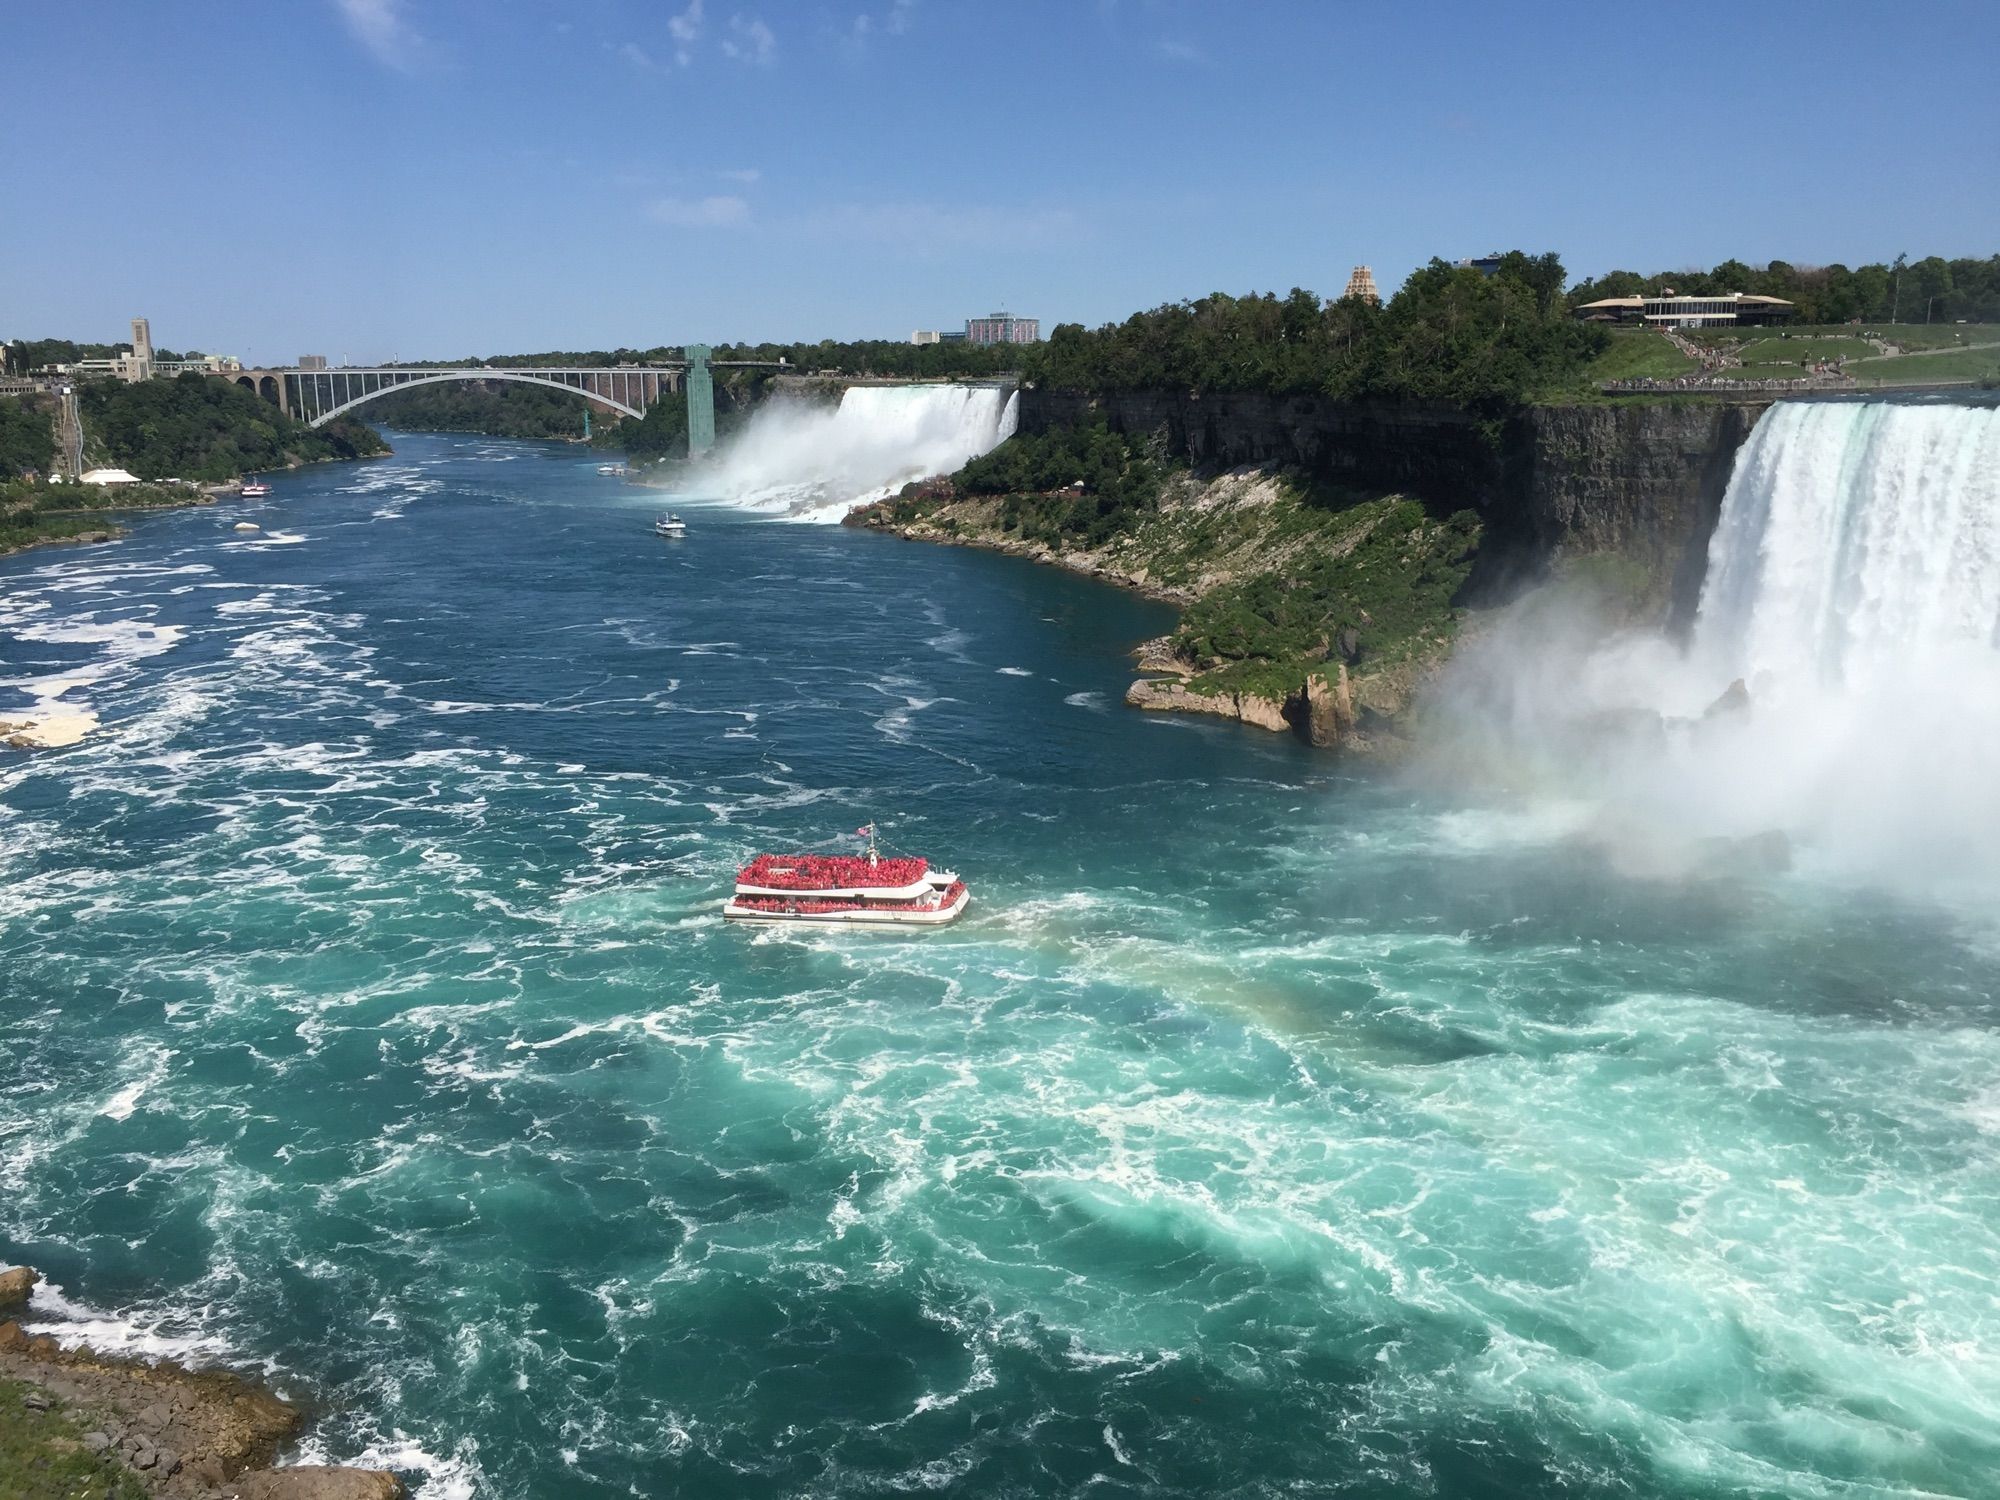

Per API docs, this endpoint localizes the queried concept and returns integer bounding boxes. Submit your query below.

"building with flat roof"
[1573,292,1795,329]
[299,354,329,371]
[966,312,1039,346]
[909,331,941,346]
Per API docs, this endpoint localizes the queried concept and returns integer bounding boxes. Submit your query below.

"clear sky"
[5,0,1996,364]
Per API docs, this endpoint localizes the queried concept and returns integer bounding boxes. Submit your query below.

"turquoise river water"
[2,432,1997,1499]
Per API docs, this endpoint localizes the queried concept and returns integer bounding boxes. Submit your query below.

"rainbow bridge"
[218,345,720,452]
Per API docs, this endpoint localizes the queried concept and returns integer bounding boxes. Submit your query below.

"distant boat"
[598,463,627,476]
[655,514,687,538]
[240,478,271,498]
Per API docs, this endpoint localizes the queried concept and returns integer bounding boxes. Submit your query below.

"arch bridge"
[219,346,722,453]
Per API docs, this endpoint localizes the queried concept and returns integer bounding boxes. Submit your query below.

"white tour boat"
[655,513,687,538]
[239,478,272,498]
[723,828,968,928]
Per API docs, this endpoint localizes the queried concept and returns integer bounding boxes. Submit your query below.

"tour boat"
[240,479,271,498]
[655,513,687,538]
[723,829,968,928]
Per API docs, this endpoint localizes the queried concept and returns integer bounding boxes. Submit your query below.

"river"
[2,430,1996,1499]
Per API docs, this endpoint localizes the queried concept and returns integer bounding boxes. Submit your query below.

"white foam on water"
[22,1280,250,1370]
[997,667,1033,677]
[289,1433,481,1500]
[98,1044,173,1120]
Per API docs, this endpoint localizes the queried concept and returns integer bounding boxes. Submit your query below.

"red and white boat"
[723,828,969,928]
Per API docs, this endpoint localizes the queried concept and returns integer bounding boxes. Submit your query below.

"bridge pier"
[685,345,714,457]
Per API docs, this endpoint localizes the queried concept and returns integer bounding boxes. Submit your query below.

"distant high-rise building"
[299,355,329,370]
[965,312,1039,346]
[129,317,153,373]
[1342,266,1381,305]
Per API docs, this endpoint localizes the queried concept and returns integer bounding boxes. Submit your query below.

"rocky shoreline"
[845,472,1452,754]
[0,1266,402,1499]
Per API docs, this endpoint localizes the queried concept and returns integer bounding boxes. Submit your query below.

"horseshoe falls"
[4,423,2000,1500]
[691,383,1018,521]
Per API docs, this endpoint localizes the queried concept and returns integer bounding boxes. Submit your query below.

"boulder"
[226,1467,408,1500]
[233,522,261,533]
[0,1265,39,1311]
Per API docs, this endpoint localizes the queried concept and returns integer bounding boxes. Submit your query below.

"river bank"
[847,464,1477,751]
[1,1268,401,1498]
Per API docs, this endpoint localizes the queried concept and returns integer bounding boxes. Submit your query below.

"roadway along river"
[2,432,1996,1499]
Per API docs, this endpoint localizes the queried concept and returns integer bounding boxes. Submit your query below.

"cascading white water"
[1428,399,2000,896]
[1693,401,2000,692]
[691,384,1020,523]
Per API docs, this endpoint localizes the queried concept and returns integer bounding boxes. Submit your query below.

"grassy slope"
[1848,346,2000,383]
[0,1378,148,1500]
[1583,329,1700,383]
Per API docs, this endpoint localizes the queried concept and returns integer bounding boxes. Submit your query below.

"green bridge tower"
[684,344,715,457]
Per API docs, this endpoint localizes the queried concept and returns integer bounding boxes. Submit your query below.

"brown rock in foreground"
[225,1468,407,1500]
[0,1265,404,1498]
[0,1264,38,1311]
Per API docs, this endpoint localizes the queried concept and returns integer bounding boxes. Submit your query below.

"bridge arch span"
[301,369,651,429]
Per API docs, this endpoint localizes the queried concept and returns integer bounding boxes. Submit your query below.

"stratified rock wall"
[1518,400,1770,629]
[1017,388,1771,627]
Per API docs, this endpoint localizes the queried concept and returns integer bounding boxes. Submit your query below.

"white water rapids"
[691,383,1019,522]
[1431,399,2000,898]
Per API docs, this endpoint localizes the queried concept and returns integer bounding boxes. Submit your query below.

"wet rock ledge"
[0,1266,403,1499]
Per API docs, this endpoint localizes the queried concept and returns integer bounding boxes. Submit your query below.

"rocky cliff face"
[1021,390,1509,508]
[1516,400,1770,629]
[1018,388,1772,629]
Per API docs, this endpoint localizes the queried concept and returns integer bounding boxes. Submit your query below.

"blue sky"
[5,0,1996,364]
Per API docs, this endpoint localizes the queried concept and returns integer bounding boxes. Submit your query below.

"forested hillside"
[0,397,55,478]
[80,373,387,481]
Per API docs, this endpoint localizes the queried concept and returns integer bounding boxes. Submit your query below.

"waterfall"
[1693,401,2000,693]
[1427,399,2000,896]
[691,383,1020,523]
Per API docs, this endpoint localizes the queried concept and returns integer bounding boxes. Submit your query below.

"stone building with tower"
[1342,266,1381,305]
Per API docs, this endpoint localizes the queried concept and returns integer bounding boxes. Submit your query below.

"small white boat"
[655,514,687,538]
[240,479,271,498]
[598,463,627,476]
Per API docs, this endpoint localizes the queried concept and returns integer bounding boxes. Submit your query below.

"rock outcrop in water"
[0,1265,405,1500]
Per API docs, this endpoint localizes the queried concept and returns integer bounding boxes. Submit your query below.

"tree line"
[1020,252,1605,410]
[79,374,386,481]
[363,381,596,441]
[1567,254,2000,325]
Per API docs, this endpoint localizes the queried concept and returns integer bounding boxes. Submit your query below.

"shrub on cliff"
[956,419,1171,547]
[1175,498,1482,683]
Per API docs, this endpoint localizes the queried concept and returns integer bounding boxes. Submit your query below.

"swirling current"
[3,432,1997,1499]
